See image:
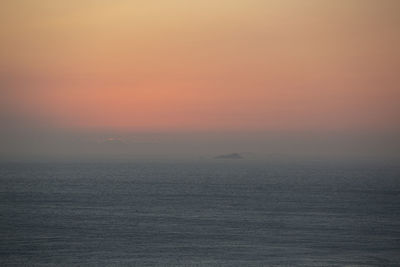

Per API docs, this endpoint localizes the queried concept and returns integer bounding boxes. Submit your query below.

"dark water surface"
[1,161,399,266]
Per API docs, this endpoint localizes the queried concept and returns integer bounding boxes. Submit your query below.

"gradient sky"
[1,0,399,160]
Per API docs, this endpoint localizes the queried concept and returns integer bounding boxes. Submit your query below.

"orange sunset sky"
[1,0,399,160]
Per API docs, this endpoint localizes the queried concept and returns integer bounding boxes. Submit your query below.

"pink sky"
[1,0,399,135]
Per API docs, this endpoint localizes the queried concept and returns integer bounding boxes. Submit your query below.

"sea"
[0,160,399,266]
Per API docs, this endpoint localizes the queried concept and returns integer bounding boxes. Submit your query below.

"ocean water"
[0,161,399,266]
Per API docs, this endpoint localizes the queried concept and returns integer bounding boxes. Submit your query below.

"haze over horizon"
[1,0,399,161]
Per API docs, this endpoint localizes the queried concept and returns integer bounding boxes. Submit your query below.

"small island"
[215,153,243,159]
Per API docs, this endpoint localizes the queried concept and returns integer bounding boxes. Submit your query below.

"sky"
[1,0,399,161]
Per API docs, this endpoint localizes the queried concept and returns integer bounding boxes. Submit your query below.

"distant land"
[215,153,243,159]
